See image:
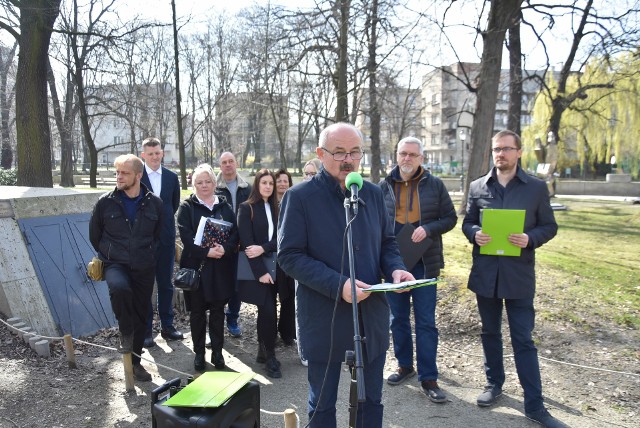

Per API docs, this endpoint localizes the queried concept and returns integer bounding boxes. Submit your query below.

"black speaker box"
[151,378,260,428]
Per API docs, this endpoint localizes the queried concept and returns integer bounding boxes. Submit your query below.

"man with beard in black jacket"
[89,154,163,382]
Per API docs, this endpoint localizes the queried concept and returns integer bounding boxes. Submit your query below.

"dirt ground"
[0,283,638,428]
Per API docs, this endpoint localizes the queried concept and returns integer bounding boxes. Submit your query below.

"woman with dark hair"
[176,164,239,372]
[237,168,282,378]
[274,168,293,203]
[273,169,296,347]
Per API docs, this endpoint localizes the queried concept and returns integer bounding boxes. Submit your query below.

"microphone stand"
[343,194,365,428]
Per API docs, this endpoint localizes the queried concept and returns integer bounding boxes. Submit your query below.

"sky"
[0,0,596,77]
[120,0,570,71]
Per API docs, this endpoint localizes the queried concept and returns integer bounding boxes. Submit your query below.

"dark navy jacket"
[89,184,163,270]
[277,169,405,363]
[462,167,558,299]
[141,166,180,246]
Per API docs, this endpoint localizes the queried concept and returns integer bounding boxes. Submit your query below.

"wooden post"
[63,334,77,369]
[122,353,135,392]
[283,408,297,428]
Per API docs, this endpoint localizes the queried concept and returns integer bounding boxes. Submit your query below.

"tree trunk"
[172,0,188,189]
[16,0,61,187]
[335,0,350,122]
[461,0,523,213]
[0,42,17,169]
[47,59,75,187]
[507,16,523,135]
[367,0,382,183]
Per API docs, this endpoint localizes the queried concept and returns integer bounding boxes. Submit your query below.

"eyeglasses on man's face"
[491,147,519,154]
[321,147,364,161]
[397,151,422,159]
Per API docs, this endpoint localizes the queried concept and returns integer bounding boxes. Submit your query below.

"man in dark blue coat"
[462,130,566,428]
[278,122,413,428]
[140,137,183,347]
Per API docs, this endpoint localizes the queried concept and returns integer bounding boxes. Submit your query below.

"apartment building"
[421,62,541,174]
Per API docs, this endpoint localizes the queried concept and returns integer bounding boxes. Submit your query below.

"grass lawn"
[442,197,640,329]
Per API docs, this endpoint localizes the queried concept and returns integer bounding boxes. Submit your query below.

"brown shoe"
[421,380,447,403]
[387,367,416,385]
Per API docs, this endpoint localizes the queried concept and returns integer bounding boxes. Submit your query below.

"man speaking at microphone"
[278,122,413,428]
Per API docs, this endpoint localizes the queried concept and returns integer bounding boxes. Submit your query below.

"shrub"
[0,168,17,185]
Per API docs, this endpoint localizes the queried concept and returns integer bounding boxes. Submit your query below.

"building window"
[431,114,440,125]
[431,133,438,146]
[114,136,123,146]
[431,93,439,105]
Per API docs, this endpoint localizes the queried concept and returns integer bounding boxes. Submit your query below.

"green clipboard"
[479,209,526,257]
[163,371,255,408]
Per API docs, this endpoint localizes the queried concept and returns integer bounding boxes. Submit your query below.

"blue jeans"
[307,350,385,428]
[476,295,544,413]
[387,263,439,381]
[225,289,241,325]
[146,243,175,334]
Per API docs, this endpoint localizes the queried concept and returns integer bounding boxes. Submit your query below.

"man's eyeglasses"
[397,151,422,159]
[491,147,519,154]
[321,147,364,161]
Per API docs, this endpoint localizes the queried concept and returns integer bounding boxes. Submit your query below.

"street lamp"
[459,128,467,192]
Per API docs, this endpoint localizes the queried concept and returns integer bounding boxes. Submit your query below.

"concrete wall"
[0,187,103,336]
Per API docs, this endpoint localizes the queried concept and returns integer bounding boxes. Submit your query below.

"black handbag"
[173,262,204,291]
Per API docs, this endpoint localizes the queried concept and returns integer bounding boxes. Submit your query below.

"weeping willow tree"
[522,54,640,179]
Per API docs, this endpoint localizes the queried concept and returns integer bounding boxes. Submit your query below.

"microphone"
[345,172,363,214]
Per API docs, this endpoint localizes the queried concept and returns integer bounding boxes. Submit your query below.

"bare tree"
[170,0,187,189]
[47,55,77,186]
[9,0,62,186]
[506,13,523,135]
[461,0,523,212]
[0,40,17,169]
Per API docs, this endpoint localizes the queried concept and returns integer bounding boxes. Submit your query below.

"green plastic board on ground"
[163,371,255,408]
[479,209,526,257]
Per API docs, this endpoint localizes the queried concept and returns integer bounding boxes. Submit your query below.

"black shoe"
[194,353,206,372]
[525,407,569,428]
[118,333,133,354]
[281,337,295,346]
[161,326,184,341]
[143,336,156,348]
[387,367,416,385]
[133,364,152,382]
[265,356,281,378]
[421,380,447,403]
[476,384,502,407]
[212,350,225,370]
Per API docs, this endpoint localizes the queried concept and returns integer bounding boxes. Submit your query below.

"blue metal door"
[19,213,116,337]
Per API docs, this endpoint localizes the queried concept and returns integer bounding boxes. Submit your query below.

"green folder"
[479,209,526,257]
[163,371,255,408]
